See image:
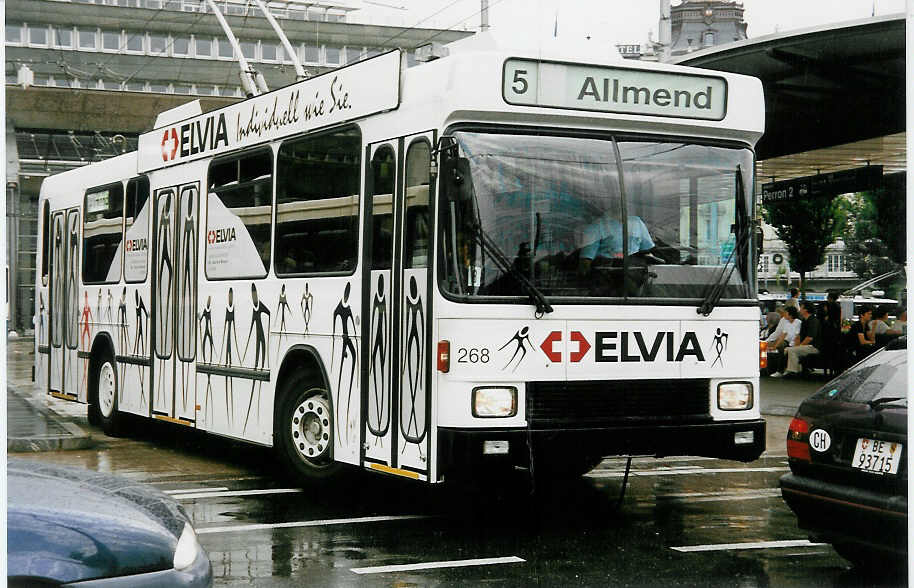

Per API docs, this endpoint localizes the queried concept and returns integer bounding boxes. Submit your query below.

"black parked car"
[780,336,907,569]
[8,459,212,587]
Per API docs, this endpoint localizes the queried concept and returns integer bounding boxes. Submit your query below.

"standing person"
[778,301,821,378]
[784,287,800,310]
[765,306,801,376]
[818,290,842,375]
[847,305,876,363]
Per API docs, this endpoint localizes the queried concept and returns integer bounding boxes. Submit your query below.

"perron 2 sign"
[762,165,883,204]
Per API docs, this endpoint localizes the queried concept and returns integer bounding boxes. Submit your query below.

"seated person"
[847,305,876,362]
[870,305,899,348]
[765,306,800,374]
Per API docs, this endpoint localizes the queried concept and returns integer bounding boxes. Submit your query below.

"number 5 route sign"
[502,58,727,121]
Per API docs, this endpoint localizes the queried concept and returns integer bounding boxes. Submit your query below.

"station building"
[4,0,471,333]
[676,14,906,297]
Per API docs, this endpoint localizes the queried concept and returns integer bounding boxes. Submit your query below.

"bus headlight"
[472,387,517,418]
[717,382,753,410]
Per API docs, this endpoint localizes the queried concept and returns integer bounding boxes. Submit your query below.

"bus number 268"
[457,347,490,363]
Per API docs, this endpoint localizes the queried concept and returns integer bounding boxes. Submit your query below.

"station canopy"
[673,14,905,186]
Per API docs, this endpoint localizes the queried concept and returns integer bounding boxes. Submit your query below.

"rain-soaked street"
[14,410,905,588]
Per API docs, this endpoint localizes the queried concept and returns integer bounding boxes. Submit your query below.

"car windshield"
[439,131,754,302]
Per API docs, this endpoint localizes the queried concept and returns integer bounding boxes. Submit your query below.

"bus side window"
[40,201,50,286]
[275,126,361,275]
[370,145,395,271]
[83,182,125,284]
[124,176,150,283]
[206,149,273,279]
[404,140,430,269]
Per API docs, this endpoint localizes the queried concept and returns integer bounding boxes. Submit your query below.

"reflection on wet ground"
[17,417,907,588]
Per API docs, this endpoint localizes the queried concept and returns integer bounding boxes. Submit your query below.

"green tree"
[844,182,906,293]
[762,195,842,291]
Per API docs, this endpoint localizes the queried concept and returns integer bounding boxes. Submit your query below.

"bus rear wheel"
[277,377,343,481]
[91,352,122,437]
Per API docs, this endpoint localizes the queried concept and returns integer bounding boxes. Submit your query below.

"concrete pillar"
[6,124,20,334]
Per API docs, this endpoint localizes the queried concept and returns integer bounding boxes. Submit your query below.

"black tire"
[830,542,901,573]
[91,351,122,436]
[276,373,344,482]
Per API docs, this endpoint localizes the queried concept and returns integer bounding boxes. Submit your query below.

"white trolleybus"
[35,34,766,484]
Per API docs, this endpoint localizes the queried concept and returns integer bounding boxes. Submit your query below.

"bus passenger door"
[152,182,200,424]
[48,212,65,394]
[363,141,398,468]
[64,209,82,400]
[396,133,434,479]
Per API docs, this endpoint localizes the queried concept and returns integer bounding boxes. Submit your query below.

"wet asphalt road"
[15,413,907,588]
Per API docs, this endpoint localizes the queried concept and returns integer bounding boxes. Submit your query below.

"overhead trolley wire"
[377,0,465,48]
[414,0,507,47]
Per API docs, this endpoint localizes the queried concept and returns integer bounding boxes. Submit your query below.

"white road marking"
[164,487,230,495]
[197,515,430,534]
[588,466,788,479]
[651,489,783,503]
[672,540,827,553]
[351,556,525,575]
[174,488,303,500]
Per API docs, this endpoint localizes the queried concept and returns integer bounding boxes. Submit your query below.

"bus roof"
[120,31,764,176]
[39,151,137,210]
[396,32,763,143]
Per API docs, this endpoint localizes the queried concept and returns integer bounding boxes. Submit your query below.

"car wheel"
[92,352,122,436]
[277,375,344,481]
[831,542,903,573]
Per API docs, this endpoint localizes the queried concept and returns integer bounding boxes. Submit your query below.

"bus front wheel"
[277,376,343,481]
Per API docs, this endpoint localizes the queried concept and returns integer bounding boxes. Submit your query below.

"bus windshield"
[440,131,754,302]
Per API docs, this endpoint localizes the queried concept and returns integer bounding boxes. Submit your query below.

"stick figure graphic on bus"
[199,295,214,423]
[242,283,271,432]
[219,287,241,425]
[134,291,149,402]
[711,328,729,368]
[369,274,388,437]
[499,326,532,372]
[275,284,291,352]
[157,191,173,344]
[80,292,92,393]
[180,195,195,343]
[300,282,313,335]
[402,276,425,446]
[332,282,358,441]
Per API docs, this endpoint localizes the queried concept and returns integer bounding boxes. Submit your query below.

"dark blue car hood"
[7,459,189,584]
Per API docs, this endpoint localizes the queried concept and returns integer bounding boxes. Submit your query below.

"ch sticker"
[809,429,831,452]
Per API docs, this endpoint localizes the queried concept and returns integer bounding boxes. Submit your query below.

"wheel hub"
[98,362,116,418]
[290,395,331,462]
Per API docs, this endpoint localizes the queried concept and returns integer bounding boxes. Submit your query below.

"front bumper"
[780,472,907,555]
[439,418,766,474]
[63,548,212,587]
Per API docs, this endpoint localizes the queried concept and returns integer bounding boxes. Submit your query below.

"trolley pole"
[205,0,268,96]
[252,0,308,81]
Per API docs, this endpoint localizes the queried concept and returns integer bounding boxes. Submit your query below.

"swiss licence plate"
[852,438,902,475]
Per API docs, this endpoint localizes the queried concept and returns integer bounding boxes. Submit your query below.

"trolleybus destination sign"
[137,49,401,172]
[503,58,727,121]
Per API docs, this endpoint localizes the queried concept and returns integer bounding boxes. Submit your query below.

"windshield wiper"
[468,220,553,317]
[698,165,750,316]
[868,397,906,410]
